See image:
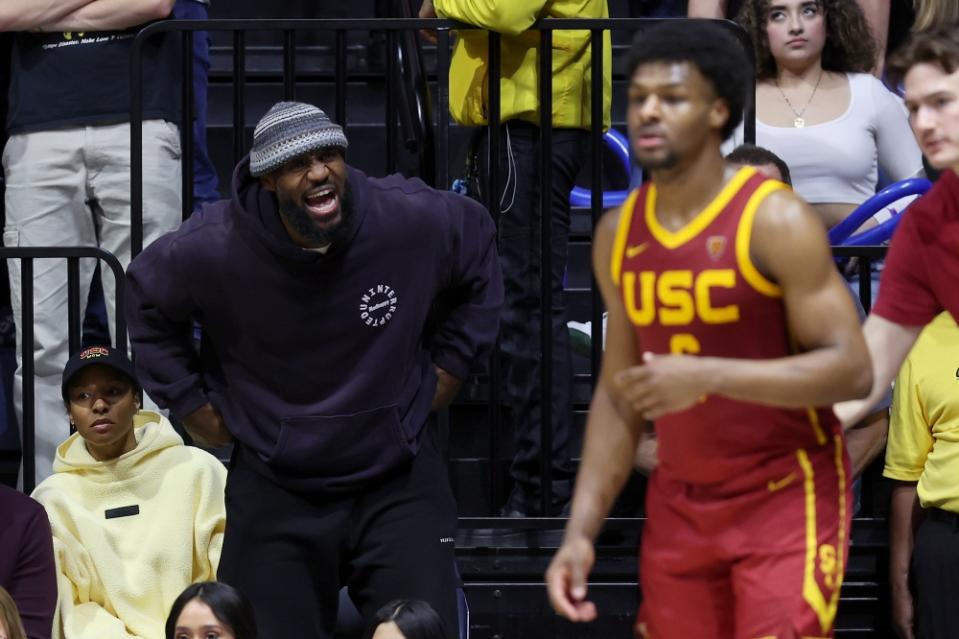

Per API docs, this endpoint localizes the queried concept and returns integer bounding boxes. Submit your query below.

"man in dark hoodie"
[125,101,503,638]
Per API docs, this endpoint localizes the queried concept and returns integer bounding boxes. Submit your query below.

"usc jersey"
[611,166,842,485]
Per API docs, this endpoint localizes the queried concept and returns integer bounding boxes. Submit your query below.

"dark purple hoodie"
[126,159,502,494]
[0,485,55,639]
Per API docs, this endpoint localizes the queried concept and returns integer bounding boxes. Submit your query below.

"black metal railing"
[4,247,127,493]
[129,18,776,519]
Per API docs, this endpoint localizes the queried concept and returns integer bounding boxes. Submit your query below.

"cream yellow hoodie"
[32,412,227,639]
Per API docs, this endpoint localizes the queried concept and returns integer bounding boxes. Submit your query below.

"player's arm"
[889,480,921,639]
[42,0,173,32]
[845,409,888,478]
[834,315,922,428]
[546,208,646,622]
[615,189,871,420]
[0,0,94,31]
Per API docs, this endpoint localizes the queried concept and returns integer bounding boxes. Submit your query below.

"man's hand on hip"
[182,402,233,448]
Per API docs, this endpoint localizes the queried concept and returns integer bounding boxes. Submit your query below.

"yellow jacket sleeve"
[434,0,548,36]
[53,538,143,639]
[191,456,227,581]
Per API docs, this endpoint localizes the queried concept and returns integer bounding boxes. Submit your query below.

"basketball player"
[546,21,872,638]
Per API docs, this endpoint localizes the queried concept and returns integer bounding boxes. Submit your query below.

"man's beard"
[278,181,355,248]
[636,150,679,171]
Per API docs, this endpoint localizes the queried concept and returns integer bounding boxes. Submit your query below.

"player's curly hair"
[736,0,877,80]
[626,20,751,140]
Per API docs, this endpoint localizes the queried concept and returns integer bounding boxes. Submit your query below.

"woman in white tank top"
[735,0,923,228]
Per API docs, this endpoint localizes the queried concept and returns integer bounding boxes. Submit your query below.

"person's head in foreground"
[726,144,794,185]
[0,586,27,639]
[166,582,257,639]
[368,599,450,639]
[250,101,355,250]
[61,345,141,461]
[888,26,959,173]
[626,21,750,171]
[736,0,875,80]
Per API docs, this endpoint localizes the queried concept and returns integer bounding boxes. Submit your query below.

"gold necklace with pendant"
[776,68,824,128]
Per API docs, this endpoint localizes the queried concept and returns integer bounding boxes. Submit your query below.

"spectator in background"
[734,0,922,230]
[369,600,449,639]
[911,0,958,33]
[166,582,256,639]
[174,0,220,209]
[419,0,612,517]
[690,0,888,76]
[725,143,792,184]
[0,586,29,639]
[32,346,226,639]
[0,485,55,639]
[0,0,183,486]
[857,0,890,76]
[833,27,959,429]
[883,312,959,639]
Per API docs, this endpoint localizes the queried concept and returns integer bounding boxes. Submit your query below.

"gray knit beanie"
[249,101,349,177]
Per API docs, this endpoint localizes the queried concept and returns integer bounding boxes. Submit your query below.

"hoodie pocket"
[267,405,413,478]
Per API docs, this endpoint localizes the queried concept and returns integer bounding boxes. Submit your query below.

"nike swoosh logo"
[625,242,649,259]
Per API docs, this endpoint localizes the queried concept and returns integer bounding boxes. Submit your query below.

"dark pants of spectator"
[173,0,220,206]
[218,420,459,639]
[912,508,959,639]
[474,122,586,515]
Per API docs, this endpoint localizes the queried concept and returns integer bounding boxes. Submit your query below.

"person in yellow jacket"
[419,0,612,516]
[31,346,227,639]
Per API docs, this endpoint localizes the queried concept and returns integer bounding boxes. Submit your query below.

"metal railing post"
[232,31,247,166]
[21,259,35,493]
[182,30,196,218]
[589,27,605,384]
[6,247,127,492]
[538,28,554,517]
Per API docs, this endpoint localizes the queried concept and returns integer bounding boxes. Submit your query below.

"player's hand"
[182,402,233,448]
[890,582,916,639]
[418,0,438,44]
[613,352,712,421]
[546,535,597,622]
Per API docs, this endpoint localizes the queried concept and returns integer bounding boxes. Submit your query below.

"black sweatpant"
[217,422,459,638]
[912,508,959,639]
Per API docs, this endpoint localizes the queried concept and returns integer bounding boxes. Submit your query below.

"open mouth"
[304,185,339,221]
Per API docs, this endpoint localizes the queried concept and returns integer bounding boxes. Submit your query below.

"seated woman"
[1,585,30,639]
[32,346,227,639]
[165,582,256,639]
[734,0,923,229]
[368,600,449,639]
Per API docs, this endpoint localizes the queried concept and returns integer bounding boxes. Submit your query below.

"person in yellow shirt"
[32,346,226,639]
[884,312,959,639]
[419,0,612,516]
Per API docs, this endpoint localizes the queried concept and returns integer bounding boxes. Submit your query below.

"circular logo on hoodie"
[359,284,398,327]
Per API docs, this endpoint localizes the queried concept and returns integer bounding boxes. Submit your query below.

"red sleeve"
[872,208,942,326]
